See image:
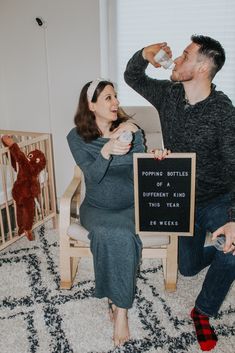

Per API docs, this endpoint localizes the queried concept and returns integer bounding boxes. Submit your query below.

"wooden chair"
[59,106,178,292]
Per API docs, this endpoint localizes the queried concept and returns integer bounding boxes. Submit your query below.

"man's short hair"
[191,34,226,79]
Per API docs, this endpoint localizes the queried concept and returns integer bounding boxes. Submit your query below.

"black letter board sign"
[134,153,196,236]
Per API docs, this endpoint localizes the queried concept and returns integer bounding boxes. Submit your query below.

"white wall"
[0,0,101,199]
[0,64,7,127]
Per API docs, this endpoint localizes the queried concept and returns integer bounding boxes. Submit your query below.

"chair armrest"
[59,166,82,235]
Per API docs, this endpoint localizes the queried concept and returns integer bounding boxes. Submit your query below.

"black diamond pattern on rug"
[0,224,234,353]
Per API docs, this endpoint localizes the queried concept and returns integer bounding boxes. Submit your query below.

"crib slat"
[0,153,14,242]
[45,136,57,228]
[0,209,5,243]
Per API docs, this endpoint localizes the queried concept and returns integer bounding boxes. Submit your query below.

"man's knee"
[178,262,200,277]
[216,251,235,270]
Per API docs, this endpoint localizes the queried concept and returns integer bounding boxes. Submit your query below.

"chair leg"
[71,256,79,283]
[60,254,73,289]
[164,236,178,292]
[60,253,79,289]
[162,257,166,279]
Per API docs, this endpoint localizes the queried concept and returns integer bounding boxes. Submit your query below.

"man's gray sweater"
[124,49,235,219]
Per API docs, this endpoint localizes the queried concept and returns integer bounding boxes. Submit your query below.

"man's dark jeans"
[178,193,235,316]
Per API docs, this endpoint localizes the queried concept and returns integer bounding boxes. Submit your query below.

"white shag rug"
[0,223,234,353]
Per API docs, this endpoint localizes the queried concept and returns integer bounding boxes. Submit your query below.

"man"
[124,35,235,351]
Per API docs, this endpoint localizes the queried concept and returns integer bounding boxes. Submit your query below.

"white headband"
[87,78,106,102]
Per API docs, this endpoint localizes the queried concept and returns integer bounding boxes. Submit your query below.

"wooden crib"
[0,130,57,250]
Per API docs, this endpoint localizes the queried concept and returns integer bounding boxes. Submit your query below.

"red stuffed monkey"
[2,135,46,241]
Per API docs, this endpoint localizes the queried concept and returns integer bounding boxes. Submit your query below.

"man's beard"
[170,71,194,82]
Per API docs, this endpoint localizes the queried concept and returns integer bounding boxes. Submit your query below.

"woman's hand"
[212,222,235,255]
[101,138,131,160]
[110,122,138,138]
[149,148,171,160]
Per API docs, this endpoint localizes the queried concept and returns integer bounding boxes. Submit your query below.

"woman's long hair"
[74,80,130,142]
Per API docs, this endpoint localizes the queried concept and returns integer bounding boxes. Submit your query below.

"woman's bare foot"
[108,299,117,322]
[113,307,130,347]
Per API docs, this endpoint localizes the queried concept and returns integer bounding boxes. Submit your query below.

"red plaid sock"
[190,307,218,351]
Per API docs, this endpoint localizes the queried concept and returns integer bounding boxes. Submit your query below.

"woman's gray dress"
[67,128,145,308]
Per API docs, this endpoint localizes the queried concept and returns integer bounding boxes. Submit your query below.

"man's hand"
[212,222,235,255]
[142,42,172,68]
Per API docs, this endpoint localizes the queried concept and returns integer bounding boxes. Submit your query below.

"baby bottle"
[154,49,175,70]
